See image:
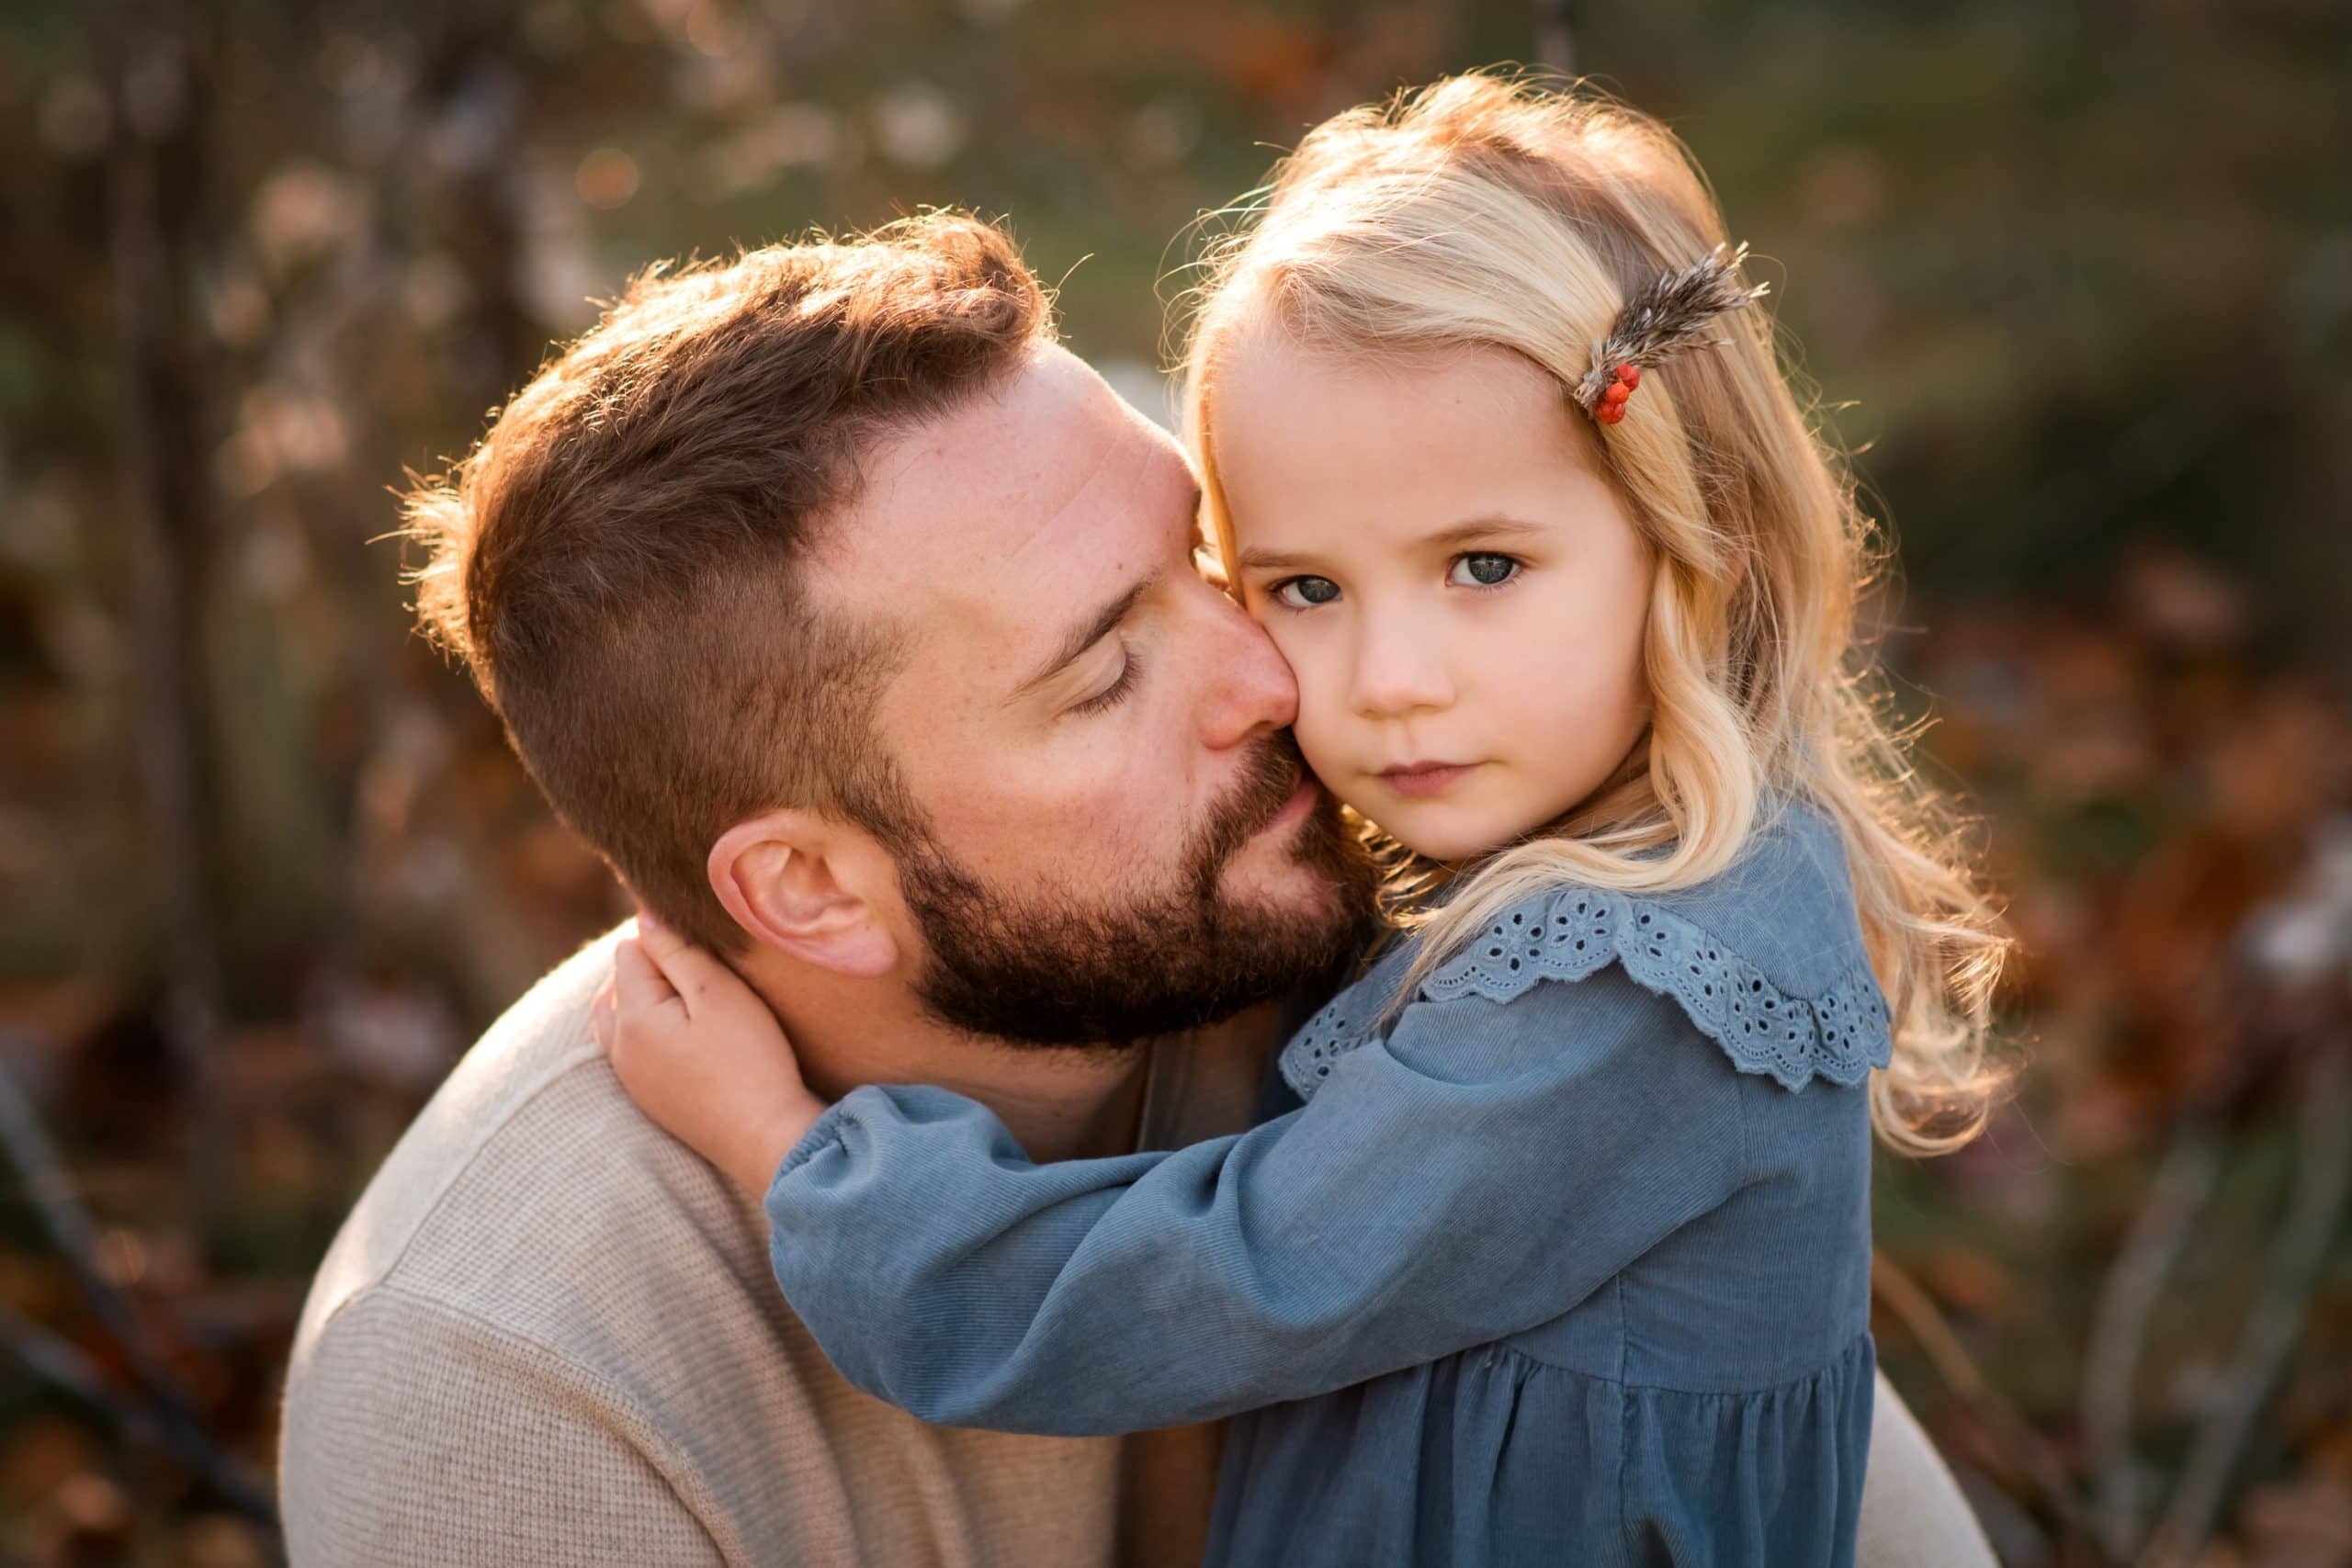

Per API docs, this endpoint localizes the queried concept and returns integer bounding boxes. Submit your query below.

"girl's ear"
[707,811,901,978]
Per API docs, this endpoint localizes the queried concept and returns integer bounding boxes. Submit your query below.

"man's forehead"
[813,348,1186,637]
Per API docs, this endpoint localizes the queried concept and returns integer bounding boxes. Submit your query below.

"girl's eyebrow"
[1421,515,1548,550]
[1234,544,1322,574]
[1237,515,1547,575]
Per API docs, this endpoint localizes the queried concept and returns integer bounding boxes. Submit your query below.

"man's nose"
[1194,585,1298,750]
[1350,621,1453,719]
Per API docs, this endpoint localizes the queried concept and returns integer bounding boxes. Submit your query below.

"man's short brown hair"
[403,212,1054,954]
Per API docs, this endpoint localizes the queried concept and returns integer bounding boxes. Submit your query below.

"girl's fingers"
[636,908,680,953]
[612,937,679,1013]
[634,912,692,976]
[589,977,616,1047]
[629,918,737,1021]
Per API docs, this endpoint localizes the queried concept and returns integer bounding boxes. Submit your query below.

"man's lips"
[1261,772,1318,831]
[1374,761,1480,799]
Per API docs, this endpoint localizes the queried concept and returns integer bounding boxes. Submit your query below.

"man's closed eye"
[1070,648,1142,716]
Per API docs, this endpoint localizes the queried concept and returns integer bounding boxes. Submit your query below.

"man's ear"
[707,810,900,978]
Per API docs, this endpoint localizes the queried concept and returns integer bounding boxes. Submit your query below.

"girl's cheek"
[1276,641,1351,773]
[1259,618,1317,696]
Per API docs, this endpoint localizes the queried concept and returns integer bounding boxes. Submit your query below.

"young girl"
[596,74,2006,1565]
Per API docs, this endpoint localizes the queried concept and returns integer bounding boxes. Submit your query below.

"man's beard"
[894,736,1378,1047]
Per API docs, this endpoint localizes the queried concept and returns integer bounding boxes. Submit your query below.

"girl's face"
[1216,334,1656,862]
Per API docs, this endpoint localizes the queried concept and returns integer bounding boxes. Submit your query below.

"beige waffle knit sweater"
[278,927,1994,1566]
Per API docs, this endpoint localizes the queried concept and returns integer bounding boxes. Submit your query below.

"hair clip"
[1573,242,1768,426]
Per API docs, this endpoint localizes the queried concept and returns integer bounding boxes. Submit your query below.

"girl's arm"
[764,965,1750,1436]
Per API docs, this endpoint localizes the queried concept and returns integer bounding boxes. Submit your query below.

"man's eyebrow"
[1015,573,1156,698]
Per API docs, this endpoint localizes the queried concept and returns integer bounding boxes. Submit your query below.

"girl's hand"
[591,913,827,1194]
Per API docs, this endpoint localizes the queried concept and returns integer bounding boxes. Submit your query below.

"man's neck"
[745,961,1156,1164]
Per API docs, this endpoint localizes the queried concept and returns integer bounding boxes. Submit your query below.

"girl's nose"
[1349,628,1453,719]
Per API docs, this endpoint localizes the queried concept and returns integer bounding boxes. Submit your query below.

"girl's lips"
[1374,761,1480,799]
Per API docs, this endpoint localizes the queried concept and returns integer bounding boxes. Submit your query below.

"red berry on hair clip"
[1576,243,1763,429]
[1589,364,1641,426]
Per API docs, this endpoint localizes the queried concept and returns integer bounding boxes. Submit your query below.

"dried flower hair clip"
[1573,242,1768,426]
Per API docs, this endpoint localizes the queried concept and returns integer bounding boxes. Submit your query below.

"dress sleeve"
[764,964,1750,1436]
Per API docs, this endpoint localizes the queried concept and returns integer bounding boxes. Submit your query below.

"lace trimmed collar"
[1280,806,1894,1102]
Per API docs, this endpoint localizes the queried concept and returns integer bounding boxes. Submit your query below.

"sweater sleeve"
[280,1284,729,1566]
[1858,1371,1999,1568]
[764,965,1749,1436]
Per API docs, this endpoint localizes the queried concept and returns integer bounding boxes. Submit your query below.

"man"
[280,213,1994,1564]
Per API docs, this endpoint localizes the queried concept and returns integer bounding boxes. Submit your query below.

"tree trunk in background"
[106,3,228,1221]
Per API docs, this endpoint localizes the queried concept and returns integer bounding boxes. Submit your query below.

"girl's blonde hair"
[1178,72,2012,1154]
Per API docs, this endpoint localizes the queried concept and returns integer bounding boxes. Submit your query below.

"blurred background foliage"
[1,0,2348,1562]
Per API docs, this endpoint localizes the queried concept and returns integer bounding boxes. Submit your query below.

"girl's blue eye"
[1450,552,1520,589]
[1272,576,1341,609]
